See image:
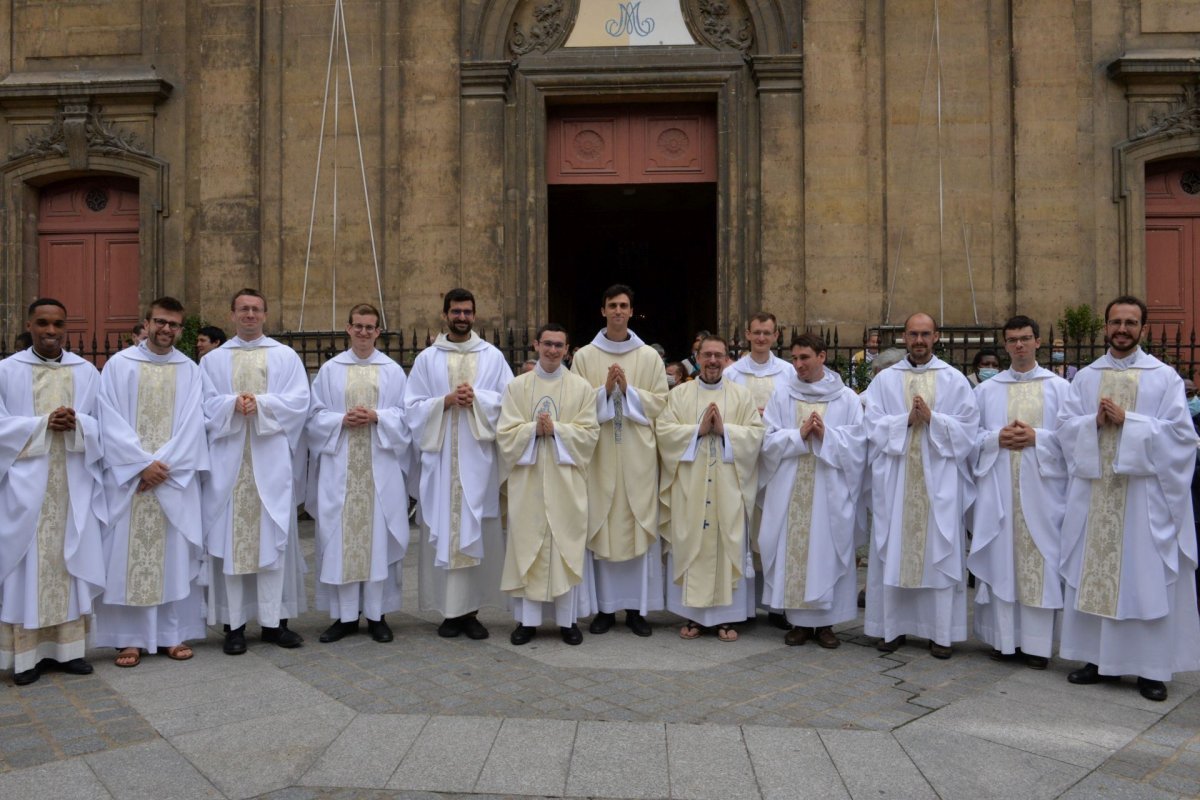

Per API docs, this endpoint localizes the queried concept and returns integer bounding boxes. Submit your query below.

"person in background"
[665,361,688,389]
[196,326,227,359]
[1050,338,1079,382]
[967,348,1001,387]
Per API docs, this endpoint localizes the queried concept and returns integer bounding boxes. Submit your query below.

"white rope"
[332,13,340,332]
[934,0,945,323]
[338,0,388,330]
[298,0,340,331]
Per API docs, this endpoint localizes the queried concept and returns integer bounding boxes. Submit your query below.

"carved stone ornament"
[685,0,755,54]
[1135,83,1200,142]
[8,106,149,168]
[510,0,571,56]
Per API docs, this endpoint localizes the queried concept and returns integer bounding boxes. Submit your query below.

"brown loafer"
[784,626,810,646]
[929,641,953,659]
[814,626,840,649]
[877,635,906,652]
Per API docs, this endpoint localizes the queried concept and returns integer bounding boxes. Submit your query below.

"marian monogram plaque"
[566,0,696,47]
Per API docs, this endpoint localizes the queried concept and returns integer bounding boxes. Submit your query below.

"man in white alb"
[95,297,209,667]
[405,288,512,639]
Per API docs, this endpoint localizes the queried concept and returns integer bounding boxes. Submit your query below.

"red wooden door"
[37,178,140,353]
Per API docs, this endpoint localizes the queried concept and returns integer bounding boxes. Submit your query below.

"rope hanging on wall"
[298,0,387,330]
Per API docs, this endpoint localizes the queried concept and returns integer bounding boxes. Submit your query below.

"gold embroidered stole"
[744,374,776,414]
[783,400,828,608]
[341,365,379,583]
[230,348,268,574]
[125,362,176,605]
[1076,369,1140,618]
[1006,380,1046,607]
[446,350,481,569]
[31,365,74,627]
[899,370,937,588]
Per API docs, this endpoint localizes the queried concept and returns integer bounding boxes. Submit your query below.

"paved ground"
[2,522,1199,799]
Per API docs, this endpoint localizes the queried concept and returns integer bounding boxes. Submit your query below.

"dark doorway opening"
[548,182,717,362]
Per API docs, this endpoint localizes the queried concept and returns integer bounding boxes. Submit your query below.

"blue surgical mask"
[1051,351,1065,364]
[978,368,999,382]
[1189,396,1200,417]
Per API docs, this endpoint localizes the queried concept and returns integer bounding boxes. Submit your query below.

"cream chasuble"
[1005,380,1046,608]
[1076,369,1139,618]
[230,348,268,574]
[341,365,378,583]
[31,365,74,627]
[446,351,481,569]
[899,370,936,588]
[124,362,176,606]
[657,379,763,608]
[498,368,598,601]
[782,400,827,609]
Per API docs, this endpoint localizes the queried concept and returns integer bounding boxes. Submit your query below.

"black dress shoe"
[1024,654,1049,670]
[1067,663,1119,684]
[461,614,489,640]
[857,588,866,608]
[1137,677,1167,701]
[319,620,359,643]
[13,666,40,685]
[59,658,93,675]
[589,611,616,635]
[560,624,583,645]
[437,616,463,637]
[224,625,247,655]
[262,620,304,648]
[367,617,393,643]
[877,635,906,652]
[989,648,1022,662]
[767,612,791,631]
[510,624,536,646]
[928,641,953,659]
[624,611,652,637]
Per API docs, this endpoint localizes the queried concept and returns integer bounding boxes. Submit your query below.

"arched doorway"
[547,102,718,358]
[1145,158,1200,339]
[37,177,141,351]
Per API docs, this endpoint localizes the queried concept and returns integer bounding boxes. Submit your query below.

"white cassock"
[758,368,866,628]
[657,378,764,626]
[1057,349,1200,680]
[0,350,106,673]
[967,366,1069,658]
[498,364,600,627]
[404,332,512,617]
[307,349,411,623]
[725,352,795,616]
[200,336,310,628]
[94,344,209,651]
[570,330,668,615]
[863,356,978,646]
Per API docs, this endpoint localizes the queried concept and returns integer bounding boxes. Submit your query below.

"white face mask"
[666,375,676,388]
[978,367,999,382]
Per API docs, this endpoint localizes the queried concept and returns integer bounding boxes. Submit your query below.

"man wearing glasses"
[94,297,210,668]
[1057,296,1200,701]
[307,304,411,644]
[966,315,1069,671]
[498,323,599,645]
[405,288,512,640]
[863,312,978,659]
[200,289,311,654]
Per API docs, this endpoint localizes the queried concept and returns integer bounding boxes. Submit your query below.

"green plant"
[1056,304,1103,343]
[176,314,205,359]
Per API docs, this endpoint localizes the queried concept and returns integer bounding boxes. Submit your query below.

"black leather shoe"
[1024,654,1049,670]
[814,626,840,649]
[877,635,906,652]
[319,620,359,643]
[461,614,489,640]
[1137,677,1167,701]
[262,620,304,648]
[367,617,393,643]
[1067,663,1119,684]
[224,625,247,655]
[624,611,652,637]
[929,641,953,659]
[589,611,616,635]
[13,666,40,685]
[59,658,93,675]
[767,612,791,631]
[560,624,583,645]
[437,617,463,637]
[857,588,866,608]
[510,624,536,646]
[784,626,811,646]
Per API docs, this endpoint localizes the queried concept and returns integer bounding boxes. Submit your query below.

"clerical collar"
[139,342,175,363]
[347,350,376,365]
[590,328,645,354]
[1107,348,1141,369]
[434,331,482,353]
[1008,364,1038,381]
[232,335,267,348]
[906,355,934,370]
[698,376,723,389]
[30,348,63,363]
[602,330,631,343]
[534,362,563,379]
[731,354,784,376]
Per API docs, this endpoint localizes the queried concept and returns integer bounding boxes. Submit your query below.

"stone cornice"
[750,54,803,93]
[1107,50,1200,85]
[460,61,514,99]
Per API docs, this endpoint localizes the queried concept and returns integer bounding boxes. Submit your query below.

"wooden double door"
[1146,158,1200,340]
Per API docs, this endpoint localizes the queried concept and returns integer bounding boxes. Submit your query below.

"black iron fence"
[5,323,1199,389]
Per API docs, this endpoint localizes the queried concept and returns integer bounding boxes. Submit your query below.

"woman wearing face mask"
[967,348,1001,387]
[1049,338,1079,382]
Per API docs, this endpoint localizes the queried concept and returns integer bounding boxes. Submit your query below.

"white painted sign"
[565,0,696,47]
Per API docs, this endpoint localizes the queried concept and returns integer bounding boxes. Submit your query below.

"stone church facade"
[1,1,1199,357]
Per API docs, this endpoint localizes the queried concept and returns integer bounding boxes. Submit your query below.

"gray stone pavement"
[2,522,1198,799]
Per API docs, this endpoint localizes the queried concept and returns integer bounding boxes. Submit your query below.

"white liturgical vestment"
[1057,349,1200,680]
